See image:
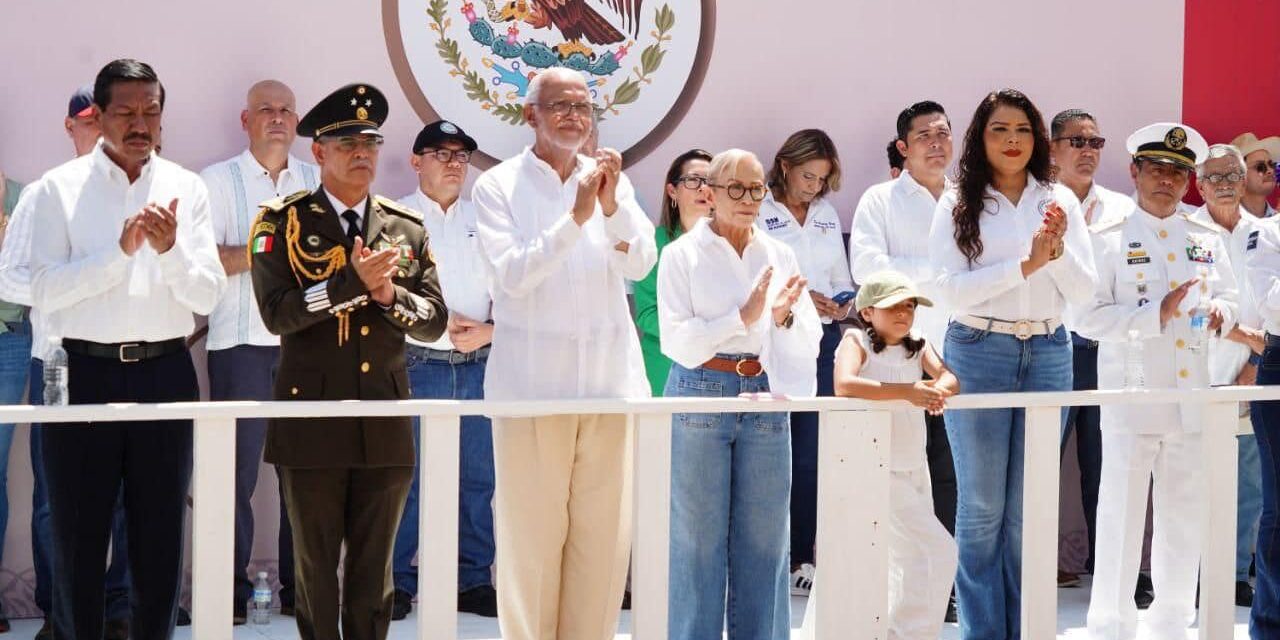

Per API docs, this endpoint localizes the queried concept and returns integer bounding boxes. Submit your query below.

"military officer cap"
[297,83,388,139]
[413,120,478,154]
[1125,122,1209,172]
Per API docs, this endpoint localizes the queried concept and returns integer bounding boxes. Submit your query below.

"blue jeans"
[1252,343,1280,637]
[392,347,494,595]
[666,359,791,640]
[1242,432,1263,581]
[30,357,131,619]
[943,322,1072,640]
[788,322,841,567]
[1062,333,1102,573]
[0,321,31,615]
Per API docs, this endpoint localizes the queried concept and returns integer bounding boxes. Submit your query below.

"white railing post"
[1021,406,1062,639]
[418,415,461,640]
[632,411,672,640]
[808,409,891,640]
[190,416,236,638]
[1199,401,1239,640]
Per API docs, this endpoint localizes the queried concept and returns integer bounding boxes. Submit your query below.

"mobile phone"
[831,290,856,305]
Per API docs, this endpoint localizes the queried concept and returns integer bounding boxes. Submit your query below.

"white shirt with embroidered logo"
[398,190,492,351]
[850,170,952,348]
[1246,216,1280,337]
[657,218,822,396]
[28,141,226,343]
[200,150,319,350]
[928,181,1097,322]
[473,147,655,401]
[755,193,853,325]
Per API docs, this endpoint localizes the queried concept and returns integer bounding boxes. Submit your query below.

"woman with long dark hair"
[927,89,1097,639]
[757,129,853,594]
[632,148,714,395]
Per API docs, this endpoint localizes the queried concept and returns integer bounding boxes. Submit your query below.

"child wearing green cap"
[832,269,959,638]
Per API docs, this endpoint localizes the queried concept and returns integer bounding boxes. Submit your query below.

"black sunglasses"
[1054,136,1106,150]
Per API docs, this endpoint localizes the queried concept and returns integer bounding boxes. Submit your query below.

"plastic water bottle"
[251,571,272,624]
[1188,301,1212,351]
[1125,329,1145,390]
[42,338,68,406]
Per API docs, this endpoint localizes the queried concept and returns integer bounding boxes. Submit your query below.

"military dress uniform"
[1077,123,1239,640]
[249,84,446,640]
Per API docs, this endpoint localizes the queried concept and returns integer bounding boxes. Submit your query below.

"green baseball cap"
[854,270,934,312]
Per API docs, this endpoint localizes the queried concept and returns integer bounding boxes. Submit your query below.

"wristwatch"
[776,310,795,329]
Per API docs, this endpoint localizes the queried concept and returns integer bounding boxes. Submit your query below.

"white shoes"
[790,563,816,597]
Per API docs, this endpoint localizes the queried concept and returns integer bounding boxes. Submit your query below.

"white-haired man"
[472,68,656,639]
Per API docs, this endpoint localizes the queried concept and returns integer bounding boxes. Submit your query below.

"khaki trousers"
[493,413,633,640]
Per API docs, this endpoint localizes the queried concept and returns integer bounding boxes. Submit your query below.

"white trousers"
[1086,430,1202,640]
[803,468,957,640]
[887,467,958,640]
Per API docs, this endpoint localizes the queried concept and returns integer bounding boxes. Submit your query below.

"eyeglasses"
[672,175,707,190]
[1201,172,1245,185]
[419,148,472,164]
[328,136,384,153]
[537,101,594,119]
[1054,136,1106,150]
[709,182,768,202]
[1252,161,1276,174]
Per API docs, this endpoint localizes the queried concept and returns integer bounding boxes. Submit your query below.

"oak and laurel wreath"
[425,0,676,125]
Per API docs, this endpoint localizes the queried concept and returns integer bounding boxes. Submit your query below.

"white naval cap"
[1126,122,1209,171]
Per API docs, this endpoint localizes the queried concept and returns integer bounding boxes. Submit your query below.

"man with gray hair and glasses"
[1191,143,1269,607]
[472,68,655,639]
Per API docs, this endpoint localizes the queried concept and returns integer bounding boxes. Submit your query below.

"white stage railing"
[6,386,1277,639]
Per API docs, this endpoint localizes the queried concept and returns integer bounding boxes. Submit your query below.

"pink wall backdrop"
[0,0,1184,617]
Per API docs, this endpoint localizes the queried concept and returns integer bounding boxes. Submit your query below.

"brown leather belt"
[701,356,763,377]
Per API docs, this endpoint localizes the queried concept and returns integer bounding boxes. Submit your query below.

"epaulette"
[259,190,311,213]
[1183,214,1219,233]
[374,195,423,222]
[1089,216,1126,235]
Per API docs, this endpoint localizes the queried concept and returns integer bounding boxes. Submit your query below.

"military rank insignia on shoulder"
[261,189,311,213]
[1249,230,1261,251]
[1184,215,1219,234]
[374,195,423,222]
[1090,216,1125,235]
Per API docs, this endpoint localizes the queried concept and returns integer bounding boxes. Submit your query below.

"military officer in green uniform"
[248,83,446,640]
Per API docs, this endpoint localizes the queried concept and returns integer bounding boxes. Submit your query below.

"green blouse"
[633,224,681,396]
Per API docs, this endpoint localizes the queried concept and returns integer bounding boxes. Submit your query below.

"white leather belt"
[955,315,1061,340]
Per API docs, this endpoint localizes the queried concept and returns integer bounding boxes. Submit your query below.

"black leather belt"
[410,344,490,364]
[62,338,186,363]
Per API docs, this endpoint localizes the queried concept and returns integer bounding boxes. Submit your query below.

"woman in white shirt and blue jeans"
[658,149,820,639]
[927,89,1096,640]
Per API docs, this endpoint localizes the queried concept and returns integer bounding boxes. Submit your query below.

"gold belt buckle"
[735,359,763,377]
[1013,320,1034,341]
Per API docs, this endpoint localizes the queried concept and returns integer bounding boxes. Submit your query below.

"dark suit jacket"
[249,187,446,468]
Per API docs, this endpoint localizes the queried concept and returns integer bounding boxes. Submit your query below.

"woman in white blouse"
[927,89,1096,640]
[658,149,820,639]
[756,129,853,592]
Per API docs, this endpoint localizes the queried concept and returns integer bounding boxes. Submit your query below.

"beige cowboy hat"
[1230,132,1280,161]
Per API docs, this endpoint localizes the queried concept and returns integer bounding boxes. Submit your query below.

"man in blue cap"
[391,120,498,620]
